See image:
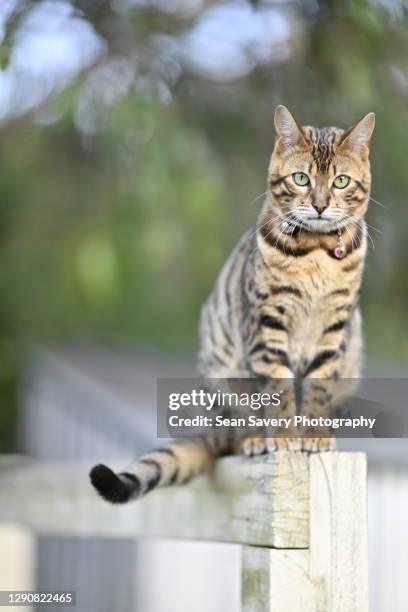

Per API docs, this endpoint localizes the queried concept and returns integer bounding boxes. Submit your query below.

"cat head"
[268,105,375,233]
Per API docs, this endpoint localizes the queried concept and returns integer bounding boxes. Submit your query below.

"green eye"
[333,175,351,189]
[293,172,310,186]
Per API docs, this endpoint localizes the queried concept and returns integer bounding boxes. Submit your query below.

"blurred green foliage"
[1,0,408,449]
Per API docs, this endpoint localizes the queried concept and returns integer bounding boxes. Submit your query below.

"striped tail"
[89,439,221,504]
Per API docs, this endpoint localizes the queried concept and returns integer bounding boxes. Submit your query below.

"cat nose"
[311,199,329,215]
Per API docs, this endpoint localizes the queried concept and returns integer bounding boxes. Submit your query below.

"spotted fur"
[90,106,375,502]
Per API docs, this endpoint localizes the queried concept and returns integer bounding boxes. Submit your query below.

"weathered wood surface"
[242,547,316,612]
[0,453,309,548]
[241,453,368,612]
[308,452,368,612]
[0,452,368,611]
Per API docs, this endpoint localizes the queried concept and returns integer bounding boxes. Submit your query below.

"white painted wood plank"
[0,453,309,548]
[0,453,368,611]
[308,453,369,612]
[241,547,316,612]
[0,523,36,612]
[241,454,368,612]
[136,540,241,612]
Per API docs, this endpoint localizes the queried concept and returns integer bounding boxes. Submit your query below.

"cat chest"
[261,252,348,310]
[257,252,353,347]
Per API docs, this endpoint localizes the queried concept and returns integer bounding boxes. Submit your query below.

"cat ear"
[340,112,375,152]
[274,105,305,148]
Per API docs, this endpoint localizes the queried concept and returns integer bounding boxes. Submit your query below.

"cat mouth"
[295,215,334,229]
[297,217,340,234]
[283,212,341,235]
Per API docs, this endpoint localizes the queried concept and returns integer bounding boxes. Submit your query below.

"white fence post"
[308,452,369,612]
[240,453,368,612]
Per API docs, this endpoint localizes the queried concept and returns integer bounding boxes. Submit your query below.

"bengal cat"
[90,105,375,502]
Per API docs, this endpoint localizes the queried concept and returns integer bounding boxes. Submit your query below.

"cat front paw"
[265,437,303,452]
[266,436,335,452]
[236,435,303,455]
[237,436,267,457]
[236,435,336,455]
[301,437,336,452]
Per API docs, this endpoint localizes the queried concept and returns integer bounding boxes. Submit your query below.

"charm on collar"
[333,229,347,259]
[281,220,292,234]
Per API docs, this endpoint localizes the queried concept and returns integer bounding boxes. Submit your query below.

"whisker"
[248,211,284,244]
[358,220,376,251]
[273,228,287,255]
[264,213,299,249]
[364,221,383,236]
[347,219,375,251]
[369,196,388,210]
[249,191,268,207]
[366,229,375,251]
[289,222,300,255]
[343,223,356,251]
[271,214,299,257]
[250,209,296,257]
[248,208,291,245]
[245,209,288,259]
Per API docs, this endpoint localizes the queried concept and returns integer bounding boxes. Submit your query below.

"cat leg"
[300,309,362,451]
[235,357,301,455]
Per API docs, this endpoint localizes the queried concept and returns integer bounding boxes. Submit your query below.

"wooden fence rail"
[0,452,368,611]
